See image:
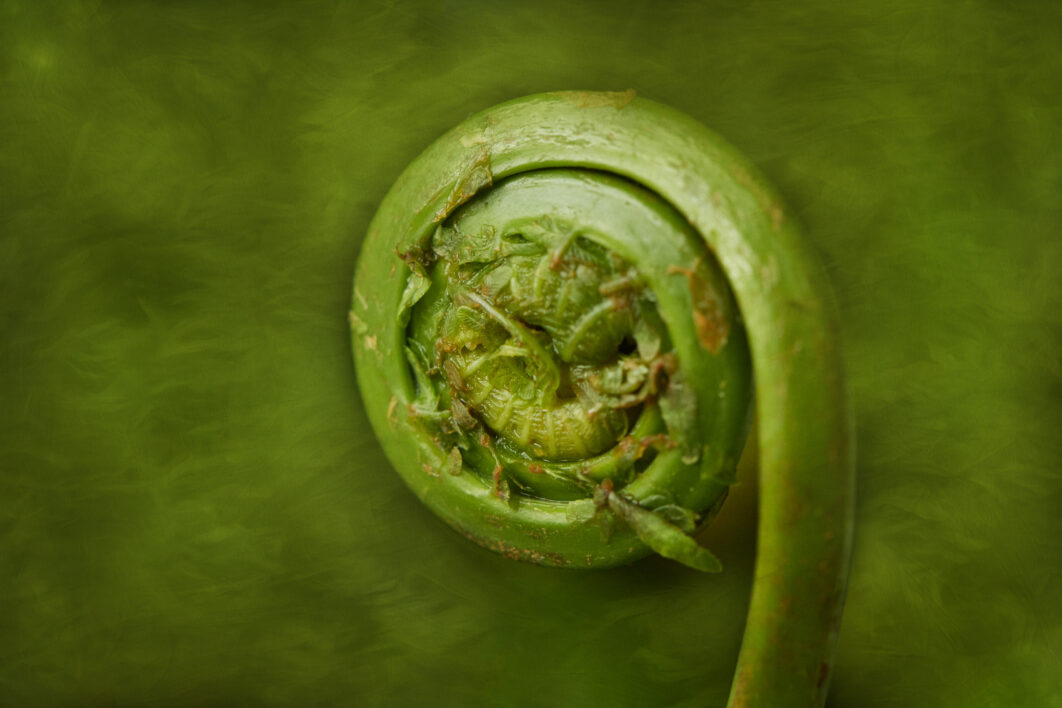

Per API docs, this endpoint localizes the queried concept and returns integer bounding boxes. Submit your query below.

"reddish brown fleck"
[549,247,566,270]
[396,244,435,269]
[635,433,676,459]
[613,436,635,457]
[667,264,730,353]
[492,465,503,497]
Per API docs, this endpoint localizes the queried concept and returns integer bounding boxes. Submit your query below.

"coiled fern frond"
[351,91,853,707]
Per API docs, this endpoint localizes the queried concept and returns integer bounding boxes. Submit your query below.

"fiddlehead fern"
[351,91,854,707]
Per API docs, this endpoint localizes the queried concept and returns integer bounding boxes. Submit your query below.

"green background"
[2,1,1060,706]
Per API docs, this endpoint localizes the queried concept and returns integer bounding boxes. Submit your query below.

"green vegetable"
[351,91,853,707]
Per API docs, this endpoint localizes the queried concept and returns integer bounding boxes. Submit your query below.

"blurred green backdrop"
[2,1,1060,706]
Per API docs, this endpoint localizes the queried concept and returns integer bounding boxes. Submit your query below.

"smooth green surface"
[2,2,1060,707]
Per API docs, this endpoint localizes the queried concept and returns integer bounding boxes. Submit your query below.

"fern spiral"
[351,91,854,707]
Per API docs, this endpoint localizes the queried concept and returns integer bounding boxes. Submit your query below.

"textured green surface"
[2,2,1060,706]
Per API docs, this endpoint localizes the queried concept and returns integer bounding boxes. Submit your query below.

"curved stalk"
[351,91,854,707]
